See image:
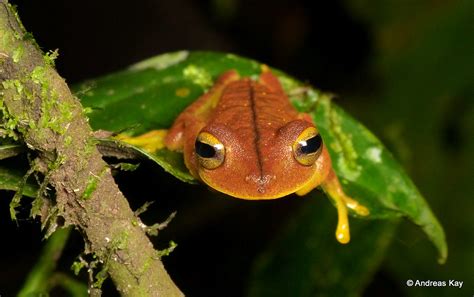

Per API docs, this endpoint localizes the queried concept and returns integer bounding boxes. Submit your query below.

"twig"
[0,1,183,296]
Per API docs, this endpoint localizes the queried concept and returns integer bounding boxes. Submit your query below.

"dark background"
[1,0,472,296]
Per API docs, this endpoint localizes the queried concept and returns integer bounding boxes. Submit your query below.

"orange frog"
[121,67,369,243]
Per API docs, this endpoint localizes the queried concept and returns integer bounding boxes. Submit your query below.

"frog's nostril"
[245,174,275,194]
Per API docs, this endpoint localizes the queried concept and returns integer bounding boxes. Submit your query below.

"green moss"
[156,241,177,258]
[112,230,130,250]
[47,153,66,171]
[64,135,72,146]
[82,107,93,114]
[0,29,10,48]
[70,229,131,290]
[1,63,76,146]
[0,68,54,140]
[2,79,22,96]
[9,3,27,37]
[71,257,87,276]
[9,166,35,221]
[78,137,98,169]
[92,230,130,289]
[41,206,61,239]
[30,66,46,84]
[134,201,153,216]
[29,192,44,219]
[30,154,66,220]
[43,49,59,67]
[82,174,99,200]
[12,44,23,63]
[93,265,109,288]
[28,65,75,136]
[81,166,107,200]
[114,162,139,171]
[0,96,20,140]
[0,30,16,52]
[140,256,153,276]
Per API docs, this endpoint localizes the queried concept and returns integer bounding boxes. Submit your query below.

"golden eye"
[195,132,225,169]
[293,127,323,166]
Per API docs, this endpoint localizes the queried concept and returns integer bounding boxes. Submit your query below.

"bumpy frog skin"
[121,67,369,243]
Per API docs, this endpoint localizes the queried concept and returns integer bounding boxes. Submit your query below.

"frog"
[119,66,369,244]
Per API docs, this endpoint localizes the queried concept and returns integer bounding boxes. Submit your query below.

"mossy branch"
[0,1,183,296]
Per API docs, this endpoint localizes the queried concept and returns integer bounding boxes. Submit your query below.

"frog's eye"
[293,127,323,166]
[195,132,225,169]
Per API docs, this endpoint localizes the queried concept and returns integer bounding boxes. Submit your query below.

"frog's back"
[208,78,299,137]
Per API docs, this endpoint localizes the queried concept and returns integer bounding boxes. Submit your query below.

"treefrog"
[121,67,369,243]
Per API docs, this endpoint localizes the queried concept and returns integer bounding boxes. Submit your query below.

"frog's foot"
[342,195,369,216]
[330,189,351,244]
[115,129,168,153]
[321,169,369,244]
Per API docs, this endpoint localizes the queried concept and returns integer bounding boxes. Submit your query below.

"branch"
[0,2,183,296]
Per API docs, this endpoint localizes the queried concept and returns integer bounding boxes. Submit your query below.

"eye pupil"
[299,134,322,155]
[293,130,323,166]
[195,140,216,158]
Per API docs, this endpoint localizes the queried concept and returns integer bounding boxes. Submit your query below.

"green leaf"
[0,143,23,160]
[345,1,471,295]
[247,199,398,297]
[96,138,195,184]
[17,227,88,297]
[75,51,447,292]
[0,165,37,198]
[76,51,261,135]
[314,98,447,261]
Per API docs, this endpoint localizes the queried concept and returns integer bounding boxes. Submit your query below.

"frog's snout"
[244,174,276,194]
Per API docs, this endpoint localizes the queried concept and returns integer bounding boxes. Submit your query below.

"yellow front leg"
[115,129,168,153]
[321,169,369,244]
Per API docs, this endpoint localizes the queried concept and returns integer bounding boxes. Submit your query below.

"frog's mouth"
[198,170,314,200]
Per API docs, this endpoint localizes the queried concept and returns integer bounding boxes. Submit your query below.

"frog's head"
[193,119,332,199]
